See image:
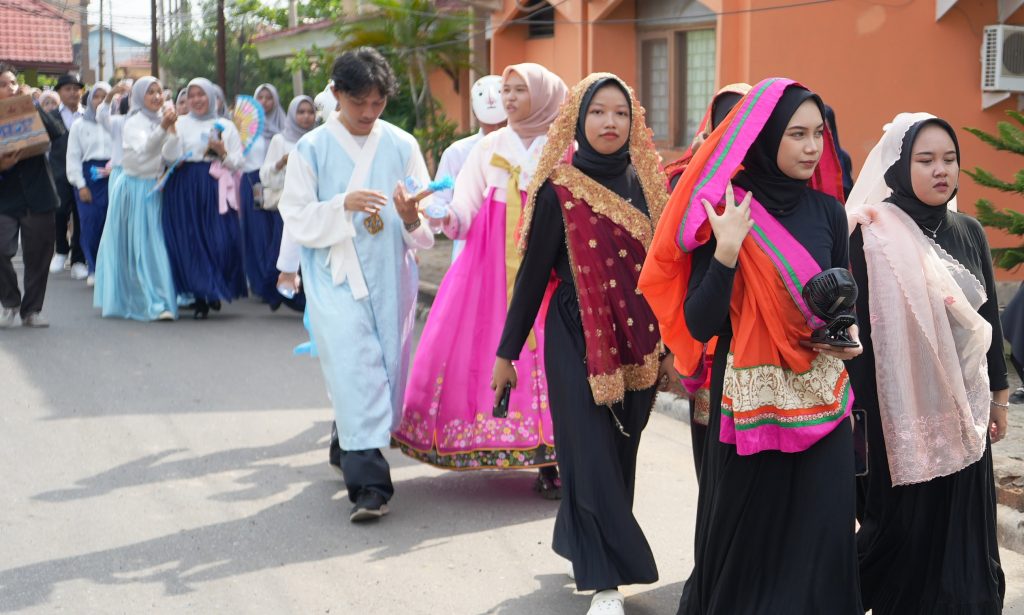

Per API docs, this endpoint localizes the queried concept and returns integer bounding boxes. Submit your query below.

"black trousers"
[53,180,83,263]
[0,211,56,317]
[339,447,394,503]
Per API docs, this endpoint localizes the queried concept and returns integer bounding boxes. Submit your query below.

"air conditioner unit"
[982,24,1024,92]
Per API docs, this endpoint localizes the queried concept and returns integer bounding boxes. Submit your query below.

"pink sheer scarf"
[501,63,567,139]
[847,113,991,485]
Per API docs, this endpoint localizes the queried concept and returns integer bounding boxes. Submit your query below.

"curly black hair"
[330,47,398,99]
[0,62,17,78]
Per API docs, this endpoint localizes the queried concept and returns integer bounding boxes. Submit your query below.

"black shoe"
[328,424,342,477]
[349,490,389,523]
[534,466,562,500]
[193,299,209,320]
[209,300,222,312]
[1011,387,1024,405]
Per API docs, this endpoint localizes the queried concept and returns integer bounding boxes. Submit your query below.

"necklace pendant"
[363,212,384,235]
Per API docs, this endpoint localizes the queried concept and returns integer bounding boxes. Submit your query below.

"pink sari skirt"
[394,188,556,469]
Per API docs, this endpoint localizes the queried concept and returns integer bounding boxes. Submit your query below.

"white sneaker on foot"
[49,254,67,273]
[86,274,95,287]
[70,263,88,280]
[588,590,625,615]
[21,313,49,328]
[0,307,16,328]
[157,310,174,321]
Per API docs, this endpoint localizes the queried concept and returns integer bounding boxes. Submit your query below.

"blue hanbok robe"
[278,115,434,451]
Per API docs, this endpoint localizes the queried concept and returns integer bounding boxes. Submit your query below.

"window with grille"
[639,28,716,149]
[525,1,555,39]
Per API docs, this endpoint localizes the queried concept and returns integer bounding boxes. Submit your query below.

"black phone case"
[852,408,868,476]
[493,382,512,418]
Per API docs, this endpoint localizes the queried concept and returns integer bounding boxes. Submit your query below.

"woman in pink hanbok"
[395,63,568,496]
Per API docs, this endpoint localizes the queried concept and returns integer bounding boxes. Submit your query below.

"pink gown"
[395,128,556,469]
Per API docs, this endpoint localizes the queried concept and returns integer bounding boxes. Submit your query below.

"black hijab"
[733,85,825,215]
[711,92,744,131]
[883,118,960,232]
[824,104,855,199]
[573,77,632,180]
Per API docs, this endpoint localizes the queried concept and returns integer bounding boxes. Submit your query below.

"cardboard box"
[0,95,50,159]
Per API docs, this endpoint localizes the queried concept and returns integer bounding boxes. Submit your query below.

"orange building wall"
[490,0,636,87]
[430,68,470,131]
[721,0,1023,279]
[486,0,1022,280]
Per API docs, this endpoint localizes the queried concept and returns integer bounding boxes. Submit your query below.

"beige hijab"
[501,63,567,139]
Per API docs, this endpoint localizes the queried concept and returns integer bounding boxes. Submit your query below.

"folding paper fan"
[232,95,265,156]
[150,150,193,194]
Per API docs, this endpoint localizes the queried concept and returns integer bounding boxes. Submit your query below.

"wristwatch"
[404,218,422,233]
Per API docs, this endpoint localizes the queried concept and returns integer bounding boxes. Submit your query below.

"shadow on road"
[1,426,559,612]
[31,422,344,503]
[478,574,684,615]
[2,278,324,419]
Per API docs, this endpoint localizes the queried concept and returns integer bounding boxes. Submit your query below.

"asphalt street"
[2,270,1024,614]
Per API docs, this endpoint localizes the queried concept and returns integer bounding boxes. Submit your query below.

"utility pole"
[216,0,226,92]
[150,0,160,78]
[289,0,303,95]
[79,0,92,82]
[98,0,105,81]
[109,6,116,81]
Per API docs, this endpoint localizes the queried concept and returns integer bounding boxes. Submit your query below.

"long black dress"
[678,188,863,615]
[851,211,1007,615]
[497,173,659,592]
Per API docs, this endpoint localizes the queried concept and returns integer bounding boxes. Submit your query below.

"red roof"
[0,0,75,72]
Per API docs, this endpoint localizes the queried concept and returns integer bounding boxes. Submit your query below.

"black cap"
[55,73,84,90]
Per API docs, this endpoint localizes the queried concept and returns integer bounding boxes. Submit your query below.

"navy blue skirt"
[239,170,288,307]
[161,161,247,302]
[74,159,111,273]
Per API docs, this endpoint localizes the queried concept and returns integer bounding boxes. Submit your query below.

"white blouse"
[65,119,113,189]
[442,126,547,240]
[121,113,171,179]
[258,134,295,211]
[242,134,270,173]
[97,102,127,167]
[161,114,244,170]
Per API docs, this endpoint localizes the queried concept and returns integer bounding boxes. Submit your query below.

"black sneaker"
[1011,387,1024,405]
[349,490,389,523]
[328,424,342,476]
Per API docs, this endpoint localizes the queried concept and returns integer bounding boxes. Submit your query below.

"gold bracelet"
[991,400,1010,409]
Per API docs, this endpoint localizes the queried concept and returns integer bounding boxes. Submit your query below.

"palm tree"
[336,0,472,131]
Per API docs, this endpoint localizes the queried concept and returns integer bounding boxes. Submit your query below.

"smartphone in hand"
[493,382,512,418]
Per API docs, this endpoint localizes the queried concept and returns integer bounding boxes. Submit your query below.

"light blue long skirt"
[93,172,178,321]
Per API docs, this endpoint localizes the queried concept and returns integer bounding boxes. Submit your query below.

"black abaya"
[497,177,659,592]
[678,188,863,615]
[850,211,1007,615]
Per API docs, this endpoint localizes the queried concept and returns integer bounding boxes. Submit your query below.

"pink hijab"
[501,63,567,138]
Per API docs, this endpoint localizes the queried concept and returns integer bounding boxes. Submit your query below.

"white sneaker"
[157,310,174,321]
[70,263,89,280]
[0,307,16,328]
[588,590,625,615]
[49,254,67,273]
[86,274,95,287]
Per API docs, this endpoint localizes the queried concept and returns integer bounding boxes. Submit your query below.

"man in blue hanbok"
[279,48,434,522]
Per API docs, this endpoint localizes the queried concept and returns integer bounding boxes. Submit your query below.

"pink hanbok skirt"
[394,189,556,469]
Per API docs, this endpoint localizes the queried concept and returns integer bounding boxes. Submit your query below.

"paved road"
[2,271,1024,614]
